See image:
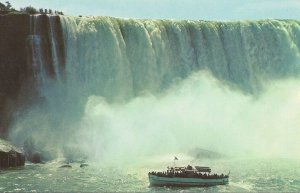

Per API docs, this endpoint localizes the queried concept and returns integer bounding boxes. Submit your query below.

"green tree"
[24,6,38,14]
[0,2,7,10]
[5,1,11,9]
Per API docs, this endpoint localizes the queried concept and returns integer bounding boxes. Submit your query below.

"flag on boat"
[174,156,178,160]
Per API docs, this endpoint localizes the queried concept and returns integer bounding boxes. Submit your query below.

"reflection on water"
[0,158,299,192]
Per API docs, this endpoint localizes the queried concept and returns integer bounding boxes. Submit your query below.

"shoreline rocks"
[23,138,43,164]
[0,139,25,169]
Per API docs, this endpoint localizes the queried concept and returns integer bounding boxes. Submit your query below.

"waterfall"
[27,15,64,92]
[60,17,300,102]
[7,16,300,160]
[49,16,62,82]
[28,15,48,87]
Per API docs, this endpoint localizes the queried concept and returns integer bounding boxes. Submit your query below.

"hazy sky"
[8,0,300,20]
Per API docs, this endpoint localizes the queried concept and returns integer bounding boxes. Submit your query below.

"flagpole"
[173,156,178,168]
[173,158,175,168]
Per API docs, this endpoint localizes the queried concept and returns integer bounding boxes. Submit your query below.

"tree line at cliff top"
[0,1,64,15]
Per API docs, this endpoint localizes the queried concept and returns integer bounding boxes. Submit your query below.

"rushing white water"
[60,17,300,101]
[49,16,62,82]
[1,158,300,192]
[27,15,64,89]
[9,16,300,163]
[28,15,48,87]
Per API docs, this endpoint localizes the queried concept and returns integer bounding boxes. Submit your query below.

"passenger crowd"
[149,170,228,179]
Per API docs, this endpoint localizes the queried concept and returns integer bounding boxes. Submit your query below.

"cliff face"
[2,16,300,160]
[0,14,65,136]
[0,138,25,168]
[0,14,32,136]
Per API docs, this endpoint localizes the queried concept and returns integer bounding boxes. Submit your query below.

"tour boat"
[148,165,229,187]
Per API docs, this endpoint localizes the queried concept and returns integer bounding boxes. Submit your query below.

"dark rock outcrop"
[80,163,88,168]
[23,138,43,163]
[59,164,72,168]
[27,151,42,163]
[0,14,65,137]
[0,139,25,168]
[0,14,33,137]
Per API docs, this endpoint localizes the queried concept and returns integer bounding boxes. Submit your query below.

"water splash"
[9,17,300,162]
[49,15,62,82]
[28,15,48,87]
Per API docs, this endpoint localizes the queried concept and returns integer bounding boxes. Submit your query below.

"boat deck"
[149,174,229,187]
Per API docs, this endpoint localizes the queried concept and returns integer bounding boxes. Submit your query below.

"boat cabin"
[195,166,211,173]
[168,165,211,173]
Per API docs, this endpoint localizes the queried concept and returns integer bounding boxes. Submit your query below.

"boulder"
[80,163,88,168]
[0,139,25,168]
[23,138,43,163]
[59,164,72,168]
[27,151,42,163]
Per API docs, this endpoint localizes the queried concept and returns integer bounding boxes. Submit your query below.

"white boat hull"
[149,174,229,187]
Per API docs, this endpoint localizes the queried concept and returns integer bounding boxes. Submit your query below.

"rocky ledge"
[0,139,25,169]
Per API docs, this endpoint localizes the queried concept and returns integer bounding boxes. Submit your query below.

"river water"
[1,157,299,192]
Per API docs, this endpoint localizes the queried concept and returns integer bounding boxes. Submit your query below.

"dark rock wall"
[0,14,65,137]
[0,138,25,168]
[0,151,25,168]
[0,14,32,136]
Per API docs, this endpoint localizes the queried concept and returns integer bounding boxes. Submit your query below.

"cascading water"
[49,16,62,82]
[27,15,64,91]
[9,16,300,162]
[28,15,48,87]
[8,15,67,158]
[2,15,300,192]
[60,17,300,101]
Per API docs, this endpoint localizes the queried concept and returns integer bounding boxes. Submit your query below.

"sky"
[7,0,300,20]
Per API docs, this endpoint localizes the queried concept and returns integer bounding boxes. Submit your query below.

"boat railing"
[167,166,211,173]
[149,170,228,179]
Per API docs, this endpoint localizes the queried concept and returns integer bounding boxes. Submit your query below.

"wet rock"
[23,138,43,163]
[0,139,25,169]
[28,151,42,163]
[59,164,72,168]
[80,163,88,168]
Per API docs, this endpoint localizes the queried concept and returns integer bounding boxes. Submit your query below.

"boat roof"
[195,166,211,172]
[195,166,211,169]
[167,166,211,172]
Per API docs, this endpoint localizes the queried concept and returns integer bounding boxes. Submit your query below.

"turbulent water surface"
[1,15,300,192]
[1,158,300,192]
